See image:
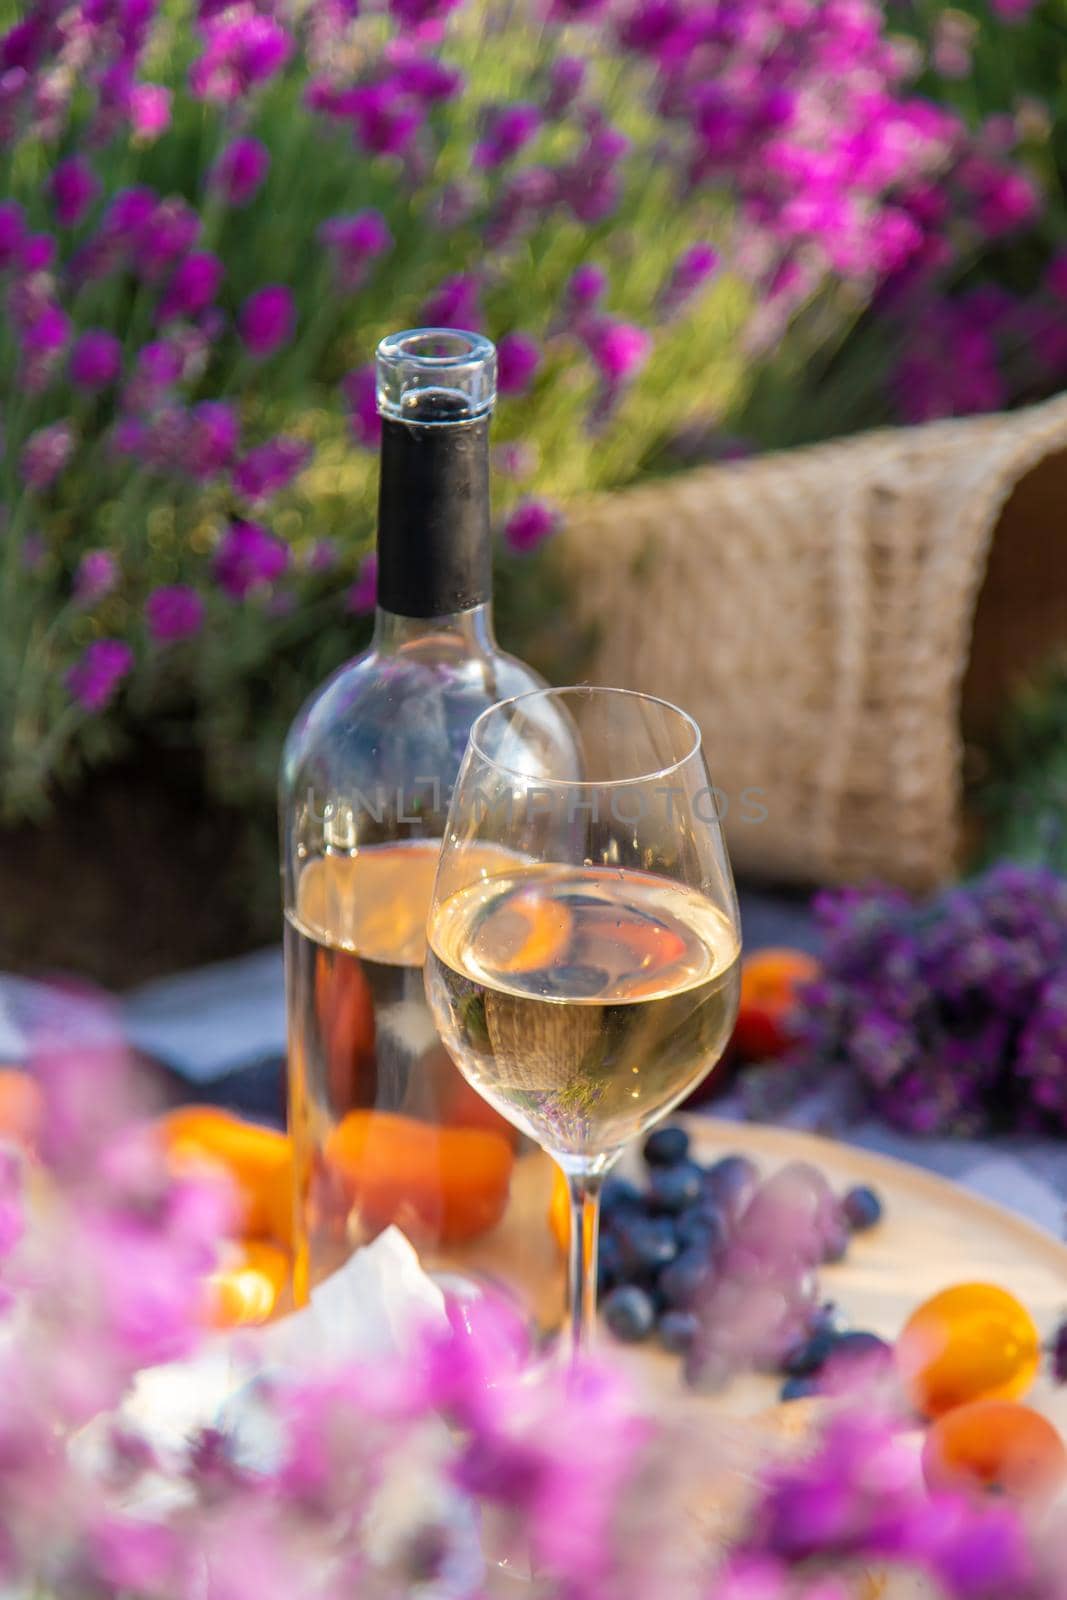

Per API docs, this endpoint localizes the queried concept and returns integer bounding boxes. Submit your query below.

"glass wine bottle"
[280,329,557,1312]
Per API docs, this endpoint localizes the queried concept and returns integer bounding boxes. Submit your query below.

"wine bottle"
[280,330,550,1306]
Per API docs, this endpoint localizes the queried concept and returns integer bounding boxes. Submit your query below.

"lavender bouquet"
[796,863,1067,1137]
[1,0,1028,827]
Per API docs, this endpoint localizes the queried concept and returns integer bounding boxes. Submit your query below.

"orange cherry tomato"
[324,1110,514,1246]
[923,1401,1067,1503]
[208,1240,290,1328]
[896,1283,1041,1418]
[160,1107,293,1247]
[733,948,819,1061]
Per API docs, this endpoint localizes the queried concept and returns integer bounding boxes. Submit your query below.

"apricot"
[324,1110,513,1246]
[160,1107,293,1247]
[313,950,377,1112]
[0,1069,42,1151]
[732,948,819,1061]
[896,1283,1041,1419]
[478,889,573,975]
[923,1401,1067,1503]
[208,1239,290,1328]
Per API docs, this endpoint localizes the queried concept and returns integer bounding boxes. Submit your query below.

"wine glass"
[423,686,742,1357]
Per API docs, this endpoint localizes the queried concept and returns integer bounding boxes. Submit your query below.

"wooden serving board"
[610,1118,1067,1427]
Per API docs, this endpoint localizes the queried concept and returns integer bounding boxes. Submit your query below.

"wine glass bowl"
[423,686,742,1352]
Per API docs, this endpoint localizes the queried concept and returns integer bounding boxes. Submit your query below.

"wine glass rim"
[468,684,703,788]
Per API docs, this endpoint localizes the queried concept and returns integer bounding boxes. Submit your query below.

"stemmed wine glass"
[423,686,742,1357]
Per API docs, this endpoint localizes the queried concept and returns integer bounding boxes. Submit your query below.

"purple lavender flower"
[389,55,463,104]
[159,251,223,321]
[22,421,75,489]
[342,365,381,449]
[145,585,205,643]
[389,0,462,21]
[213,519,289,599]
[184,401,240,478]
[475,103,541,169]
[504,498,559,553]
[20,232,55,272]
[558,126,628,222]
[0,201,25,268]
[566,263,607,314]
[74,549,118,603]
[132,198,200,281]
[544,56,585,117]
[50,157,100,227]
[334,81,424,157]
[66,640,134,711]
[549,0,608,17]
[104,185,158,244]
[210,137,270,206]
[129,83,171,138]
[616,0,682,53]
[306,538,339,574]
[238,285,295,357]
[582,317,651,384]
[233,437,312,502]
[189,5,294,103]
[319,209,392,290]
[421,272,481,329]
[661,242,719,314]
[346,551,377,613]
[18,301,70,358]
[497,332,541,395]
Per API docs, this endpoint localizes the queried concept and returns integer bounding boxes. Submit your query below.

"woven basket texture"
[558,394,1067,889]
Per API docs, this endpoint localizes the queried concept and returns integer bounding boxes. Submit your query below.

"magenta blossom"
[389,55,463,104]
[319,209,393,290]
[504,498,559,553]
[233,437,312,502]
[22,421,75,489]
[18,301,69,361]
[421,272,481,329]
[342,365,381,449]
[545,56,585,117]
[129,83,171,138]
[190,5,294,103]
[145,585,205,643]
[389,0,462,21]
[566,263,607,313]
[74,549,118,603]
[20,232,54,272]
[661,242,719,313]
[344,81,425,157]
[184,401,240,478]
[346,552,377,614]
[132,198,200,281]
[583,317,651,384]
[497,332,541,395]
[306,538,339,573]
[50,157,100,227]
[66,640,134,711]
[238,285,295,357]
[210,138,270,206]
[160,252,223,321]
[1046,252,1067,301]
[990,0,1038,16]
[475,103,541,169]
[549,0,608,16]
[213,519,289,599]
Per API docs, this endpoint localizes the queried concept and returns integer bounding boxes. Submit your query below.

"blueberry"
[658,1309,700,1355]
[781,1325,836,1377]
[830,1330,892,1363]
[616,1217,679,1278]
[644,1125,691,1168]
[602,1285,656,1343]
[601,1177,644,1216]
[648,1161,704,1216]
[659,1247,715,1310]
[842,1185,883,1232]
[780,1375,819,1402]
[597,1233,623,1291]
[676,1202,727,1254]
[703,1154,759,1218]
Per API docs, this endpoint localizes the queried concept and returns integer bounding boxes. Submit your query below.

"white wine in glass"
[424,686,742,1357]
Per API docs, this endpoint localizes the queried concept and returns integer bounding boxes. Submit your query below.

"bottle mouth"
[376,328,497,423]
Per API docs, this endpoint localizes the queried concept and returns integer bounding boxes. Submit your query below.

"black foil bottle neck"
[376,393,492,620]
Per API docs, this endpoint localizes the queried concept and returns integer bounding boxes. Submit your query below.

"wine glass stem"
[565,1171,602,1360]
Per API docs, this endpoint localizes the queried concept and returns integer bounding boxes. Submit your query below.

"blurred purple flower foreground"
[0,0,1041,816]
[0,1007,1058,1599]
[794,863,1067,1136]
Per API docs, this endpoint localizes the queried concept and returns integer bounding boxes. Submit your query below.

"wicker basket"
[559,394,1067,890]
